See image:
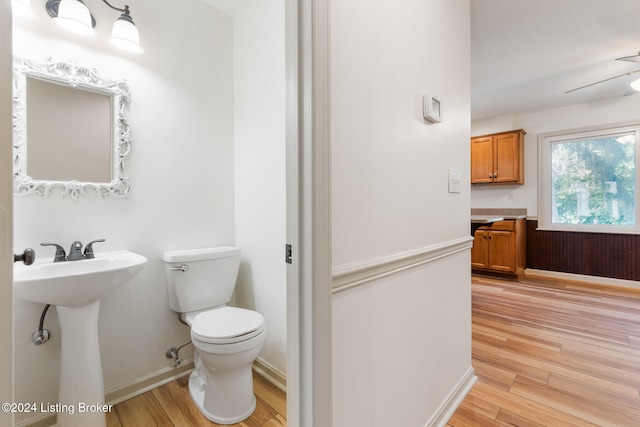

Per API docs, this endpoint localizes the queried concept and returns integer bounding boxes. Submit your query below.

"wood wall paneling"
[526,219,640,281]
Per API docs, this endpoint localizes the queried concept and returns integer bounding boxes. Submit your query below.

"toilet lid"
[191,306,265,344]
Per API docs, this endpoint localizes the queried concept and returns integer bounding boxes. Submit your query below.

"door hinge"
[285,244,293,264]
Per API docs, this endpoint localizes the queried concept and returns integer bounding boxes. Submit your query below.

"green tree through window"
[551,133,636,226]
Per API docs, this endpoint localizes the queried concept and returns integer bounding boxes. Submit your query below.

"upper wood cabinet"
[471,129,525,184]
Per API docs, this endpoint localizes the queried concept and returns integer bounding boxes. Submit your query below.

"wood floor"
[448,275,640,427]
[107,275,640,426]
[107,373,286,427]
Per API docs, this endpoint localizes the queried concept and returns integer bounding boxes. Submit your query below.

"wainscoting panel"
[526,219,640,281]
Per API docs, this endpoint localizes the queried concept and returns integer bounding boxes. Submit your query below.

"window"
[539,124,640,233]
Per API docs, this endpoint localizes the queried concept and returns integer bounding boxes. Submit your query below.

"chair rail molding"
[332,236,474,294]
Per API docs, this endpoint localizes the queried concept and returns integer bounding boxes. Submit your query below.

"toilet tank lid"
[162,246,240,263]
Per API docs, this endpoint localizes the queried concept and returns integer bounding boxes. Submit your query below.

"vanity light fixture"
[45,0,144,54]
[631,77,640,92]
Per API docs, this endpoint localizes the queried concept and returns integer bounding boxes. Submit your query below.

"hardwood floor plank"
[495,409,546,427]
[546,374,640,414]
[510,375,636,427]
[112,373,286,427]
[106,410,123,427]
[113,391,174,426]
[457,395,501,420]
[258,414,286,426]
[252,373,286,418]
[151,377,212,427]
[472,341,551,383]
[501,339,640,388]
[471,359,516,391]
[449,275,640,427]
[473,321,563,353]
[446,404,504,427]
[468,381,601,427]
[238,396,279,427]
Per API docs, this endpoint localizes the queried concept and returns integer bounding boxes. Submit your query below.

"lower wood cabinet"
[471,219,525,277]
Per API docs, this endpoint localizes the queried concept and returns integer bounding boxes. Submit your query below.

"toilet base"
[188,369,256,425]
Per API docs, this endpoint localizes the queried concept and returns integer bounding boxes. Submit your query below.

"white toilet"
[162,246,266,424]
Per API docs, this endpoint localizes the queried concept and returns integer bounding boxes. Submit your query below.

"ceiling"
[471,0,640,120]
[202,0,640,121]
[202,0,252,17]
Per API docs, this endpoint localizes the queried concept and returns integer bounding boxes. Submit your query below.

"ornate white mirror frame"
[12,56,132,201]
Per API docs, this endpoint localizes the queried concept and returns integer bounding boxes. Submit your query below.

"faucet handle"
[83,239,106,259]
[40,242,67,262]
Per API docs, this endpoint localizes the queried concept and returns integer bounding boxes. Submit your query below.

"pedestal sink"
[13,250,147,427]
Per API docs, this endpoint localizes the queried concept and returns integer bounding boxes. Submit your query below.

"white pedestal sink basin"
[14,250,147,427]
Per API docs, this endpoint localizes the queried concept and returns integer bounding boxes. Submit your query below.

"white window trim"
[538,122,640,234]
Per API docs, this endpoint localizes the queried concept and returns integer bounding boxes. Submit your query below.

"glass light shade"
[108,16,144,54]
[12,0,37,19]
[631,77,640,92]
[53,0,95,37]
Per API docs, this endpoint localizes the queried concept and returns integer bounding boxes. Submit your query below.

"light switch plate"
[448,169,461,193]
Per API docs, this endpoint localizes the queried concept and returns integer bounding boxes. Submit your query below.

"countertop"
[471,208,527,221]
[470,215,504,223]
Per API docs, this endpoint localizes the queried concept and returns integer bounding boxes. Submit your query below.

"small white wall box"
[423,93,442,123]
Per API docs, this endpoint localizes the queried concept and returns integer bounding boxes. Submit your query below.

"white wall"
[12,1,236,424]
[471,94,640,216]
[330,0,474,425]
[233,0,287,378]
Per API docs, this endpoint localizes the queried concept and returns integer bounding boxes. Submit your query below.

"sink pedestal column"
[56,302,107,427]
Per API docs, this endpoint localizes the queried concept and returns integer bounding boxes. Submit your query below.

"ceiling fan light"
[631,78,640,92]
[108,13,144,54]
[12,0,37,19]
[52,0,95,37]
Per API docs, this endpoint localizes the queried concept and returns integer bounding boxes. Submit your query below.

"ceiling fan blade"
[623,87,639,97]
[616,52,640,63]
[565,69,640,94]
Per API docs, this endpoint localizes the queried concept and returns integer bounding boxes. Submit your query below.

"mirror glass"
[13,56,132,201]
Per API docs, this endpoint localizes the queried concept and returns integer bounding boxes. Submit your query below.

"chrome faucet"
[83,239,106,259]
[67,241,84,261]
[40,239,106,262]
[40,242,67,262]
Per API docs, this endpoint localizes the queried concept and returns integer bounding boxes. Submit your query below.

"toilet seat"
[189,307,265,344]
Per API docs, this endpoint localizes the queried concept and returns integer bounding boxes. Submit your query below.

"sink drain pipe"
[32,304,52,345]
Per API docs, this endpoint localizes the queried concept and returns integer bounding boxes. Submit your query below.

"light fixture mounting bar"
[100,0,128,14]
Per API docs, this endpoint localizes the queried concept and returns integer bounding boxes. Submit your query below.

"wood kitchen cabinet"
[471,219,525,277]
[471,129,525,184]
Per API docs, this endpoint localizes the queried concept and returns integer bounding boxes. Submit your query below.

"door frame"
[286,0,332,426]
[1,0,334,425]
[0,1,14,426]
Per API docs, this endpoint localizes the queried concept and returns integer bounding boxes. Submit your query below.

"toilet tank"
[162,247,241,313]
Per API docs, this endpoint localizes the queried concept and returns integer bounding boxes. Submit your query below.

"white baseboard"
[15,413,55,427]
[18,362,195,427]
[253,357,287,393]
[105,360,195,406]
[424,367,477,427]
[19,357,285,427]
[525,268,640,291]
